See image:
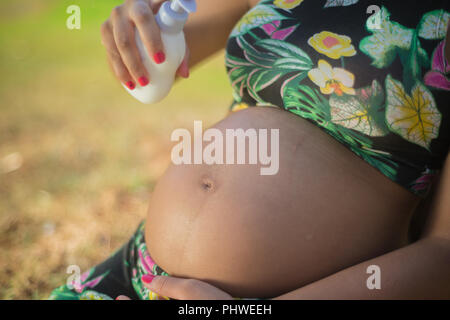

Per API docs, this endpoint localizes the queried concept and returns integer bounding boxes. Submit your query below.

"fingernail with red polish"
[126,81,135,90]
[141,274,155,284]
[153,51,166,64]
[138,76,149,86]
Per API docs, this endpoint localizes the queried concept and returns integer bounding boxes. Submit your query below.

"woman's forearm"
[274,236,450,299]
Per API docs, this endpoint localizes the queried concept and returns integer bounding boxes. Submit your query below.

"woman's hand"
[142,275,233,300]
[116,275,234,300]
[100,0,190,90]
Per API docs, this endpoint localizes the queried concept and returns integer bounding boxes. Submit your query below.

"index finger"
[129,1,166,64]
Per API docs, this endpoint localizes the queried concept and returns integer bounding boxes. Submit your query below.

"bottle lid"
[156,0,197,33]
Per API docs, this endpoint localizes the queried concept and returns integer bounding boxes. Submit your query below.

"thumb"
[142,275,232,300]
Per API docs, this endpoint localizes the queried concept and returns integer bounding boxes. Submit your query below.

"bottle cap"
[156,0,197,33]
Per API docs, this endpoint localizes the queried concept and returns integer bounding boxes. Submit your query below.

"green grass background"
[0,0,231,299]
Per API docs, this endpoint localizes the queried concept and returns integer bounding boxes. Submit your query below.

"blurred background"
[0,0,231,299]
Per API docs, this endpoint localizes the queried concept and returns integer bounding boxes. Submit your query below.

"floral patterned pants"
[48,222,170,300]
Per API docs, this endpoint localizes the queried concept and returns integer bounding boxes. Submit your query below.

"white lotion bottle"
[124,0,197,104]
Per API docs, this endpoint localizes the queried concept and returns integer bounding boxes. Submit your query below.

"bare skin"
[145,106,418,298]
[102,1,450,299]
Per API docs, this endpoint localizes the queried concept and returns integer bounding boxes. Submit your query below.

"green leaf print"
[365,5,390,32]
[360,6,429,69]
[400,30,423,93]
[385,75,441,150]
[282,82,373,148]
[418,10,450,40]
[283,83,331,125]
[230,5,291,38]
[226,36,313,104]
[324,0,359,8]
[282,80,398,180]
[79,290,113,300]
[349,145,398,180]
[329,80,389,137]
[256,38,312,67]
[48,285,84,300]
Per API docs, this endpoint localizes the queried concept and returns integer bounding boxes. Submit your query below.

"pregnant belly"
[145,107,419,298]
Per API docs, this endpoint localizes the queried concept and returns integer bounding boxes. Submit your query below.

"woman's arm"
[274,151,450,300]
[101,0,251,87]
[183,0,251,67]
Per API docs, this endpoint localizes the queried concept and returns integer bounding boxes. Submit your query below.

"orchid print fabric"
[226,0,450,196]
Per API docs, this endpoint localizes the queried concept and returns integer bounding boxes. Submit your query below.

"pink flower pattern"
[424,40,450,90]
[71,269,109,293]
[261,20,298,40]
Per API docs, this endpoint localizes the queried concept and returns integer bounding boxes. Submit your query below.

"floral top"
[225,0,450,196]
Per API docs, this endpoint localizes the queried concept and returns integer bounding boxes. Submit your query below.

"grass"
[0,0,232,299]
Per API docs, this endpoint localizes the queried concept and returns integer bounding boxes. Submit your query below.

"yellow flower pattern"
[274,0,304,10]
[308,31,357,59]
[223,0,449,195]
[308,60,356,96]
[231,102,250,112]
